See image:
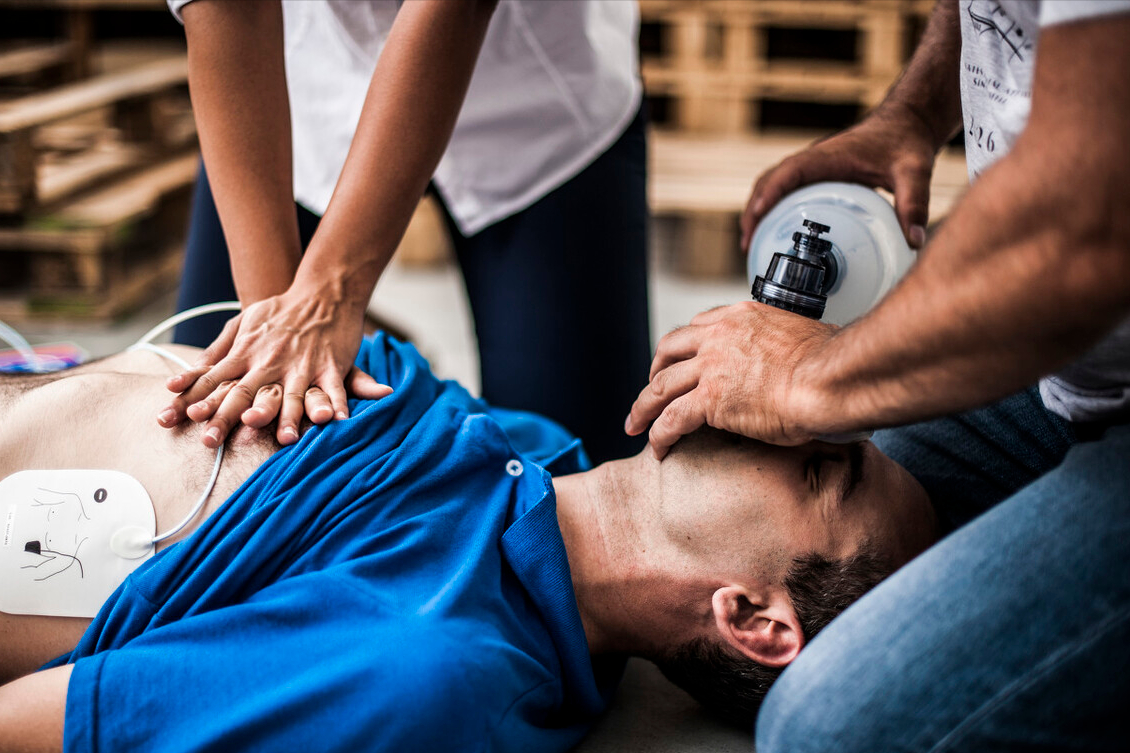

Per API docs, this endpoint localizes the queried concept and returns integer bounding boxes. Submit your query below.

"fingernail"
[910,225,926,248]
[282,426,298,442]
[336,410,348,420]
[624,415,633,434]
[752,197,765,216]
[205,427,221,444]
[158,409,176,425]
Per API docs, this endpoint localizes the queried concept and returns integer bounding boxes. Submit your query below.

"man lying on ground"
[0,334,936,752]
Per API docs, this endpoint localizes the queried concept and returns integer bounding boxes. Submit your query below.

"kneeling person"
[0,335,936,752]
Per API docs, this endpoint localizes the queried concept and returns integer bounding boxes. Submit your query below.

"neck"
[553,454,709,659]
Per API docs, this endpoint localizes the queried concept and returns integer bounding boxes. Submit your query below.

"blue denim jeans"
[757,388,1130,751]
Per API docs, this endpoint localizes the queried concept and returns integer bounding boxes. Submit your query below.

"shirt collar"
[500,469,622,719]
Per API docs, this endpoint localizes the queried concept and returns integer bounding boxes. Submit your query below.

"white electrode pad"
[1,469,156,618]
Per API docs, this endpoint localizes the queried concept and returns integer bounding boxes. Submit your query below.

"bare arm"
[630,14,1130,452]
[741,0,962,249]
[162,0,498,447]
[796,13,1130,432]
[181,0,302,303]
[0,665,71,753]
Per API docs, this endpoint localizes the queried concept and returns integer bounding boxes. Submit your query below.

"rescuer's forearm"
[182,0,301,303]
[872,0,963,151]
[290,0,499,312]
[793,14,1130,434]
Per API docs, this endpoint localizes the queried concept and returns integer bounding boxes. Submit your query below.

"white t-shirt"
[169,0,641,236]
[959,0,1130,422]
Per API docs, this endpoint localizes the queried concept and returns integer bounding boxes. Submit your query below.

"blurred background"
[0,0,966,391]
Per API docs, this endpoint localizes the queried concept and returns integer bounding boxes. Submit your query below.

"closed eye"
[807,444,865,503]
[838,443,865,504]
[805,452,828,494]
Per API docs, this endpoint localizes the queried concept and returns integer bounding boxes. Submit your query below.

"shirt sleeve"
[1040,0,1130,27]
[166,0,194,25]
[63,577,502,753]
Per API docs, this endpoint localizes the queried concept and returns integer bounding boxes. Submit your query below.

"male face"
[661,435,936,577]
[650,434,936,725]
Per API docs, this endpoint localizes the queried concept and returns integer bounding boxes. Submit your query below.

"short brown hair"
[652,546,893,727]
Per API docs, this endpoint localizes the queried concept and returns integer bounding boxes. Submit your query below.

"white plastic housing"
[747,182,916,326]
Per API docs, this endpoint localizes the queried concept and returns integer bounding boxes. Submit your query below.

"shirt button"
[506,459,523,477]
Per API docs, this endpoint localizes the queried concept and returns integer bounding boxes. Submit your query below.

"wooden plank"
[0,151,197,255]
[49,150,197,227]
[0,42,75,81]
[649,132,968,223]
[0,129,36,213]
[396,195,452,267]
[36,141,147,206]
[0,242,183,322]
[33,120,107,153]
[0,55,187,134]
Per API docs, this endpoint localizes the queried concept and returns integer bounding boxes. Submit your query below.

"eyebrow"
[838,442,865,504]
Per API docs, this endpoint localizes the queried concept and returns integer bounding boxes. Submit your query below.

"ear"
[711,585,803,668]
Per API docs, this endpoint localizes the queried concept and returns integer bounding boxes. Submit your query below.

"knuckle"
[650,369,674,399]
[209,415,232,433]
[258,383,282,399]
[714,317,740,337]
[197,373,222,394]
[697,378,721,406]
[229,382,256,403]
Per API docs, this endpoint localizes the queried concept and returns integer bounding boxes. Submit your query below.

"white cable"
[132,300,242,347]
[129,301,242,545]
[130,341,192,371]
[152,442,225,544]
[0,319,48,373]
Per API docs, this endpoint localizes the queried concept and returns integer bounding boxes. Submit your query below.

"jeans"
[173,108,650,463]
[756,388,1130,751]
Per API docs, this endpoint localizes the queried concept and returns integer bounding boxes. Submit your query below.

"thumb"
[891,161,932,249]
[346,366,394,400]
[201,313,242,365]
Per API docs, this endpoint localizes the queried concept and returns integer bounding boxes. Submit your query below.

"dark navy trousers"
[174,108,650,463]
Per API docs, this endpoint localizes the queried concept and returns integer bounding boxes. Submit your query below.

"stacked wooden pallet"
[640,0,960,278]
[0,50,197,319]
[649,131,968,277]
[640,0,931,135]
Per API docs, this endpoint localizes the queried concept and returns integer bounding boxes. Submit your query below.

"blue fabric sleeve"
[66,577,517,752]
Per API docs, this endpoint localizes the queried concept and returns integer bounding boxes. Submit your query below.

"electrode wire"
[128,301,243,545]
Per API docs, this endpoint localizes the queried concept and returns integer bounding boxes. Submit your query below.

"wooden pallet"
[0,41,76,85]
[0,152,196,319]
[649,131,968,276]
[639,0,921,134]
[396,195,453,267]
[0,54,192,214]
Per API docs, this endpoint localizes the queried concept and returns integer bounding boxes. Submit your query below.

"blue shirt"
[54,334,621,752]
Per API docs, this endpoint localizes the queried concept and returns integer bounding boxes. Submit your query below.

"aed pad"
[1,469,156,618]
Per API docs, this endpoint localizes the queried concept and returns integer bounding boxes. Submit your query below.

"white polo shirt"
[170,0,642,235]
